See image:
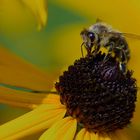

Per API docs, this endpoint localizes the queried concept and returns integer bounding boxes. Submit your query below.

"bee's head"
[80,29,96,49]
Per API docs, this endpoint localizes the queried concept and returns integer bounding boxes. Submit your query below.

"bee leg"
[86,47,92,56]
[118,49,128,74]
[103,42,115,62]
[81,42,85,57]
[92,45,100,55]
[119,62,127,74]
[103,47,113,62]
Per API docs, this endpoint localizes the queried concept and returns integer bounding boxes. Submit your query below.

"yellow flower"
[21,0,47,30]
[0,47,137,140]
[0,0,47,31]
[51,0,140,132]
[0,1,140,140]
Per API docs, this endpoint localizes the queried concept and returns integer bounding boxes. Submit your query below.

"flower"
[0,0,140,140]
[0,51,138,140]
[0,0,47,31]
[49,0,140,133]
[21,0,47,30]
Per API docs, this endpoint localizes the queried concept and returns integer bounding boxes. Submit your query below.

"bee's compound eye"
[88,32,95,42]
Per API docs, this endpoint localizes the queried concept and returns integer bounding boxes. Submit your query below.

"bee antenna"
[96,18,102,23]
[81,42,84,57]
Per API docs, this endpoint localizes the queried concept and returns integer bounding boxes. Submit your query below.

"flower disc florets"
[55,52,137,133]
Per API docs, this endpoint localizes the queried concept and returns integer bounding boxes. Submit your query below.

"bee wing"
[122,33,140,40]
[106,32,140,40]
[95,18,140,40]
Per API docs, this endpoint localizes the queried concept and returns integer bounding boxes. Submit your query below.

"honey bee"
[80,22,140,74]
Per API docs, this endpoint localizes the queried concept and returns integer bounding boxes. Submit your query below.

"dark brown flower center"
[55,52,137,133]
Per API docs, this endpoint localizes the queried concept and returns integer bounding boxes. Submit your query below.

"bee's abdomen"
[109,36,130,62]
[124,47,130,61]
[121,39,130,62]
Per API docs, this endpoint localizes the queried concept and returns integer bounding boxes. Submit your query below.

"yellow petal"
[111,129,130,140]
[75,128,86,140]
[99,136,111,140]
[0,0,37,32]
[0,46,54,91]
[115,129,130,140]
[0,104,66,140]
[90,132,98,140]
[0,86,60,109]
[21,0,47,30]
[39,117,77,140]
[84,131,91,140]
[75,128,99,140]
[54,0,140,34]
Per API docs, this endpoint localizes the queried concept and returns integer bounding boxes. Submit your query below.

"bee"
[80,22,140,74]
